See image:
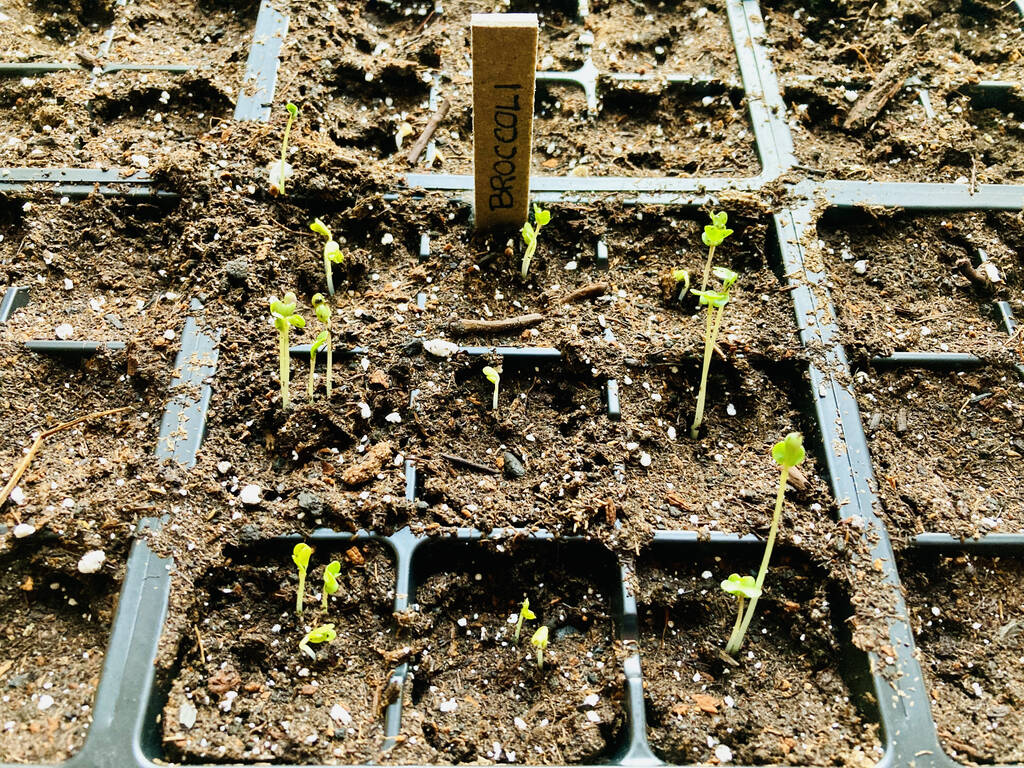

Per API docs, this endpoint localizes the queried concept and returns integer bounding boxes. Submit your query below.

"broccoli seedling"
[292,542,313,616]
[672,268,691,302]
[697,211,734,294]
[513,597,536,642]
[273,102,298,196]
[530,625,549,669]
[690,267,739,438]
[299,623,337,660]
[310,218,345,296]
[482,366,501,411]
[308,293,333,399]
[724,432,805,656]
[322,560,341,611]
[520,204,551,279]
[270,293,306,410]
[720,573,761,652]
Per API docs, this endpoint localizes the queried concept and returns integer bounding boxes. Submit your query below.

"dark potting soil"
[762,0,1024,183]
[276,0,753,177]
[816,210,1022,364]
[638,548,881,767]
[901,552,1024,765]
[0,0,254,169]
[394,541,626,765]
[0,544,119,764]
[856,367,1024,540]
[160,541,405,764]
[0,196,190,544]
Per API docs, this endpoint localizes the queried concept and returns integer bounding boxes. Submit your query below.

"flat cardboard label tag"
[471,13,538,231]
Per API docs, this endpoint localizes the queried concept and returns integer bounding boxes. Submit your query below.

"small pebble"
[77,550,105,574]
[239,484,262,505]
[853,260,868,275]
[13,523,35,538]
[503,451,526,479]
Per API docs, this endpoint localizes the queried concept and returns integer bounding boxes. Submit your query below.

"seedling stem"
[520,204,551,279]
[271,293,306,410]
[278,102,298,195]
[531,625,549,669]
[514,597,536,642]
[292,542,312,616]
[690,267,738,438]
[724,433,805,655]
[697,211,733,294]
[482,366,501,411]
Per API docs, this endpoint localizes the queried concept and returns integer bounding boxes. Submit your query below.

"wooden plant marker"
[471,13,538,231]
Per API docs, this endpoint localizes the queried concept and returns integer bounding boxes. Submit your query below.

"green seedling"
[308,293,333,399]
[271,293,306,410]
[520,204,551,279]
[690,267,739,439]
[513,597,536,642]
[322,560,341,611]
[720,573,761,652]
[292,542,313,616]
[275,102,298,196]
[310,218,345,296]
[482,366,501,411]
[697,210,733,294]
[724,432,805,656]
[531,625,549,669]
[672,268,691,302]
[299,623,337,660]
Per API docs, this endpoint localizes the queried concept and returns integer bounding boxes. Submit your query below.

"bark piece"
[341,441,394,487]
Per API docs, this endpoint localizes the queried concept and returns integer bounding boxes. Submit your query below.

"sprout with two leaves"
[720,574,760,654]
[299,624,337,660]
[520,204,551,279]
[322,560,341,611]
[292,542,313,616]
[690,267,739,439]
[513,598,536,642]
[310,218,346,296]
[697,211,734,294]
[308,293,334,399]
[671,268,691,303]
[723,433,806,655]
[270,293,306,410]
[531,625,549,669]
[482,366,501,411]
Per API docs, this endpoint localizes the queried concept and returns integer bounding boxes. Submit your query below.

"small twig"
[440,453,500,475]
[406,98,451,165]
[0,406,130,508]
[449,313,544,336]
[560,282,609,304]
[955,258,995,293]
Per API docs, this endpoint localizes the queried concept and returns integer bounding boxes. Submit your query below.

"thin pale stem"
[308,350,316,400]
[691,303,726,438]
[536,648,543,669]
[491,382,499,411]
[325,251,335,296]
[725,596,746,651]
[322,589,328,612]
[521,241,537,279]
[725,465,790,655]
[279,329,290,409]
[698,244,716,293]
[296,569,305,615]
[326,329,333,398]
[280,113,294,194]
[514,615,524,642]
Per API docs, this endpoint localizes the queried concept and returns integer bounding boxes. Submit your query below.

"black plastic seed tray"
[2,0,1024,766]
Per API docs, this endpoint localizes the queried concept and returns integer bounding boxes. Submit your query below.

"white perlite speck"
[77,550,105,574]
[582,693,599,707]
[179,700,198,729]
[8,486,25,505]
[714,744,733,763]
[330,704,353,725]
[37,695,54,711]
[239,485,262,505]
[217,461,231,475]
[55,323,74,340]
[424,338,459,358]
[439,698,458,713]
[13,523,36,538]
